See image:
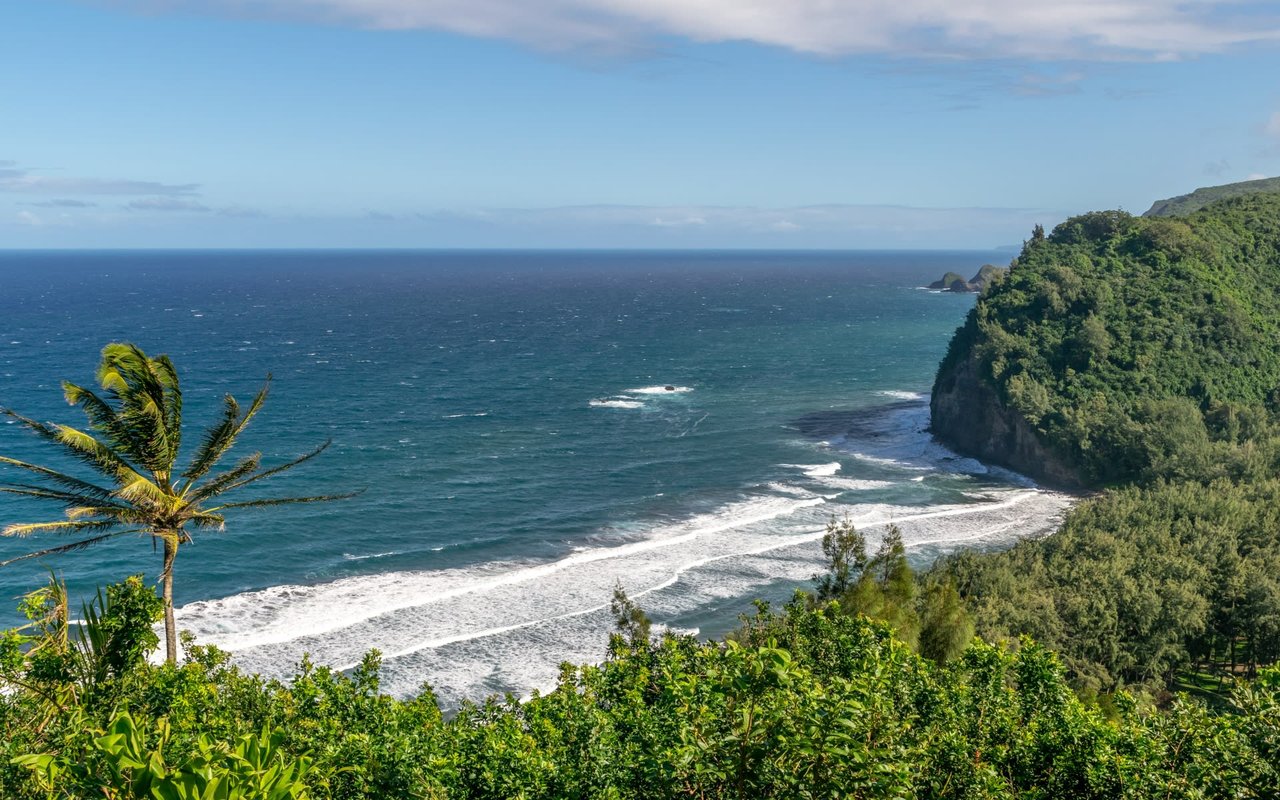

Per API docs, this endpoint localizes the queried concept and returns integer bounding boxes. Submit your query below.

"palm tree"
[0,343,355,663]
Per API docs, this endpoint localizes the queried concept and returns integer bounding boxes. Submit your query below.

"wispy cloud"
[215,205,265,218]
[417,202,1057,246]
[110,0,1280,61]
[1266,111,1280,138]
[27,198,98,208]
[0,161,199,196]
[1013,70,1086,97]
[125,197,211,212]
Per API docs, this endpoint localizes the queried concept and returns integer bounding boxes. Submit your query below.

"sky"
[2,0,1280,249]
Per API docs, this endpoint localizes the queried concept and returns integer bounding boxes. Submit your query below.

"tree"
[0,343,355,663]
[918,579,974,664]
[813,515,867,602]
[610,583,652,646]
[845,525,920,648]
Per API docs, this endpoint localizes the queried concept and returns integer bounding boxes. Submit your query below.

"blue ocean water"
[0,250,1070,705]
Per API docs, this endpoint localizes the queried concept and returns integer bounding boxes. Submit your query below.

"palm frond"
[189,512,226,530]
[153,354,183,463]
[193,440,332,501]
[181,379,269,486]
[187,452,261,502]
[1,410,144,486]
[52,425,159,498]
[0,484,133,512]
[0,454,118,502]
[208,490,362,511]
[65,505,147,524]
[61,381,143,462]
[95,343,178,475]
[0,531,136,567]
[114,471,172,509]
[3,519,123,537]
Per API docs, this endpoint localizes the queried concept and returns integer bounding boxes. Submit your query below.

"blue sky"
[3,0,1279,248]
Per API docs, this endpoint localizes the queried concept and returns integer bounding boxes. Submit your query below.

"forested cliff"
[926,190,1280,702]
[932,192,1280,488]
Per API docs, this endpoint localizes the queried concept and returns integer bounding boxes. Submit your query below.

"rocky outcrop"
[967,264,1004,292]
[927,272,968,291]
[927,265,1006,293]
[930,350,1084,490]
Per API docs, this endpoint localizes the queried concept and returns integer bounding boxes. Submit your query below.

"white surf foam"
[815,477,897,492]
[850,452,933,471]
[783,462,842,477]
[352,488,1071,705]
[589,398,644,409]
[629,385,693,395]
[342,551,401,562]
[175,479,1074,705]
[174,493,827,658]
[875,390,925,401]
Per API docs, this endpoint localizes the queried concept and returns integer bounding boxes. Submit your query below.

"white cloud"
[1246,173,1270,181]
[15,210,42,226]
[121,0,1280,60]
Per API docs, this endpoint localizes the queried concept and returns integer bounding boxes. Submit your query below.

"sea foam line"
[344,489,1054,668]
[176,495,827,652]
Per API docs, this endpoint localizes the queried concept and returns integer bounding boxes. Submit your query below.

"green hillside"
[1145,176,1280,217]
[927,190,1280,702]
[933,191,1280,487]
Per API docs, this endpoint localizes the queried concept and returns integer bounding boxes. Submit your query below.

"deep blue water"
[0,250,1069,704]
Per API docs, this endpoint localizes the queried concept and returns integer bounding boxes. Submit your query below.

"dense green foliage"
[926,192,1280,701]
[938,479,1280,697]
[1145,176,1280,217]
[938,192,1280,487]
[2,577,1279,799]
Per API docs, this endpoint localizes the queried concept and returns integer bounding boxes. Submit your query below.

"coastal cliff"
[930,348,1083,489]
[928,190,1280,489]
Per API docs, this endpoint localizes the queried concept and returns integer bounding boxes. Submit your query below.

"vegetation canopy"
[936,192,1280,487]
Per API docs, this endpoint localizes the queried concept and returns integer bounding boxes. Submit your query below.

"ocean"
[0,250,1071,707]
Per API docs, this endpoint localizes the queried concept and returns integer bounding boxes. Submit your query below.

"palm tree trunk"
[161,532,178,664]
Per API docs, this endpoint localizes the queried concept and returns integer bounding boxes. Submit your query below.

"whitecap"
[816,477,897,492]
[343,551,401,562]
[875,390,925,401]
[765,482,819,497]
[589,398,644,409]
[850,452,932,471]
[782,462,842,477]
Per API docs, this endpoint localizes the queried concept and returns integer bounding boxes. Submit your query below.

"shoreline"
[172,399,1076,706]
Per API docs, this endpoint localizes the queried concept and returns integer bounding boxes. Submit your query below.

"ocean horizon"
[0,249,1070,707]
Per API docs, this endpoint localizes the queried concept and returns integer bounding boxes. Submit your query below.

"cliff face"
[930,350,1084,490]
